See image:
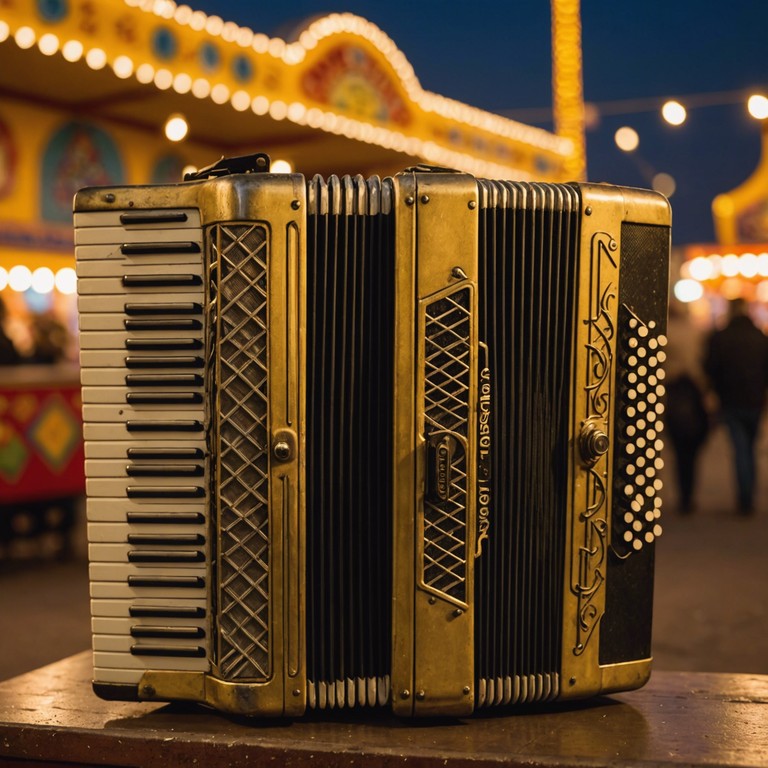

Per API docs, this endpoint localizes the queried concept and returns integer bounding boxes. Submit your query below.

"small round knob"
[273,441,292,461]
[579,421,610,465]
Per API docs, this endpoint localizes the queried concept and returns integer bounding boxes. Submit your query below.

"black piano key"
[125,374,204,388]
[127,533,205,545]
[124,302,202,316]
[122,274,202,288]
[120,211,189,225]
[130,625,206,639]
[125,338,203,351]
[121,242,200,255]
[128,550,205,563]
[129,605,206,619]
[130,644,206,658]
[125,356,204,369]
[126,511,204,525]
[126,420,203,432]
[126,485,205,498]
[126,463,204,477]
[126,447,204,460]
[127,575,204,588]
[124,318,203,331]
[125,392,203,405]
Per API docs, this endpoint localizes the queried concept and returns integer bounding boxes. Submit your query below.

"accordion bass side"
[74,163,671,717]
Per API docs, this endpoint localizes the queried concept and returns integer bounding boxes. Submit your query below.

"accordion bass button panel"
[76,207,211,687]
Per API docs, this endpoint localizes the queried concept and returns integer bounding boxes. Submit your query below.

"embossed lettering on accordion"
[74,161,671,717]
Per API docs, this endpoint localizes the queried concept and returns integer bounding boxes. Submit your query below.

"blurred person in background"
[0,294,21,365]
[665,299,710,514]
[28,311,71,364]
[704,297,768,516]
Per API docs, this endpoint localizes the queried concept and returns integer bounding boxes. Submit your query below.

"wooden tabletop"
[1,652,767,767]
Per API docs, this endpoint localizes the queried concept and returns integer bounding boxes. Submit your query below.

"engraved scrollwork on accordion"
[572,231,617,656]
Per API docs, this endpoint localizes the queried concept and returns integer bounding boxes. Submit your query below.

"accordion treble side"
[74,164,670,717]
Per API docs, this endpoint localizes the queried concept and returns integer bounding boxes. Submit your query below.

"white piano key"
[92,616,206,635]
[90,580,207,600]
[85,458,205,478]
[74,209,201,230]
[84,422,209,442]
[80,349,205,370]
[93,651,209,672]
[79,313,205,332]
[80,330,203,351]
[93,666,144,684]
[88,521,206,542]
[78,292,204,314]
[78,275,203,296]
[82,404,204,423]
[86,477,208,499]
[89,542,207,565]
[89,544,207,576]
[77,258,204,279]
[94,633,204,653]
[75,224,203,246]
[91,597,207,619]
[84,439,207,459]
[86,499,207,524]
[81,386,204,404]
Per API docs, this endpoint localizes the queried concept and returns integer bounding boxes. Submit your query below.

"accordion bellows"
[74,161,671,717]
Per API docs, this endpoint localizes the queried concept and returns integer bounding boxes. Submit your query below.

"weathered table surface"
[1,652,767,767]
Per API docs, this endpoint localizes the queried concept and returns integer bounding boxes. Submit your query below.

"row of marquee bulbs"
[674,251,768,304]
[0,266,77,295]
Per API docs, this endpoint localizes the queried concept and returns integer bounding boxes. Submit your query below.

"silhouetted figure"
[0,294,21,365]
[665,301,709,514]
[28,311,69,364]
[704,298,768,516]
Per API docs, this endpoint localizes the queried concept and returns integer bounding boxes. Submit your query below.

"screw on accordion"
[74,159,671,717]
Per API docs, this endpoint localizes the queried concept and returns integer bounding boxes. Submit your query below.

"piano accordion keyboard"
[76,209,210,684]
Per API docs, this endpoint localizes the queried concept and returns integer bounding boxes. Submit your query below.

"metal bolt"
[291,200,301,210]
[420,194,430,204]
[429,596,436,605]
[400,689,410,699]
[463,686,471,695]
[468,200,476,210]
[142,684,156,697]
[415,690,426,700]
[293,688,301,697]
[103,193,115,203]
[453,608,463,617]
[273,441,292,461]
[585,206,593,216]
[609,239,618,251]
[405,196,415,206]
[569,677,577,686]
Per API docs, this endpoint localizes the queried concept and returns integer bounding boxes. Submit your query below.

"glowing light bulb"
[164,114,189,142]
[615,126,639,152]
[661,100,687,126]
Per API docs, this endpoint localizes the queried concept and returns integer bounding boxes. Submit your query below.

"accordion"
[74,156,671,717]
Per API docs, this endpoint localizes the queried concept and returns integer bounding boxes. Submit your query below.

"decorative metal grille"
[423,288,471,602]
[211,223,271,680]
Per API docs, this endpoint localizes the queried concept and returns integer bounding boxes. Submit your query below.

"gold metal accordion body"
[74,159,671,717]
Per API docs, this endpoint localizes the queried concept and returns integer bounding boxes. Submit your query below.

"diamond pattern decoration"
[423,289,471,602]
[212,223,271,680]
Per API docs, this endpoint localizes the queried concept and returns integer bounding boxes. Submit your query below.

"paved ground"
[0,421,766,683]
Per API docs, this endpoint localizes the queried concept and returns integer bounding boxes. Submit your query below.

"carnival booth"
[676,121,768,328]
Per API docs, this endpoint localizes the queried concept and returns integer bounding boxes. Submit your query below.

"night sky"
[189,1,767,245]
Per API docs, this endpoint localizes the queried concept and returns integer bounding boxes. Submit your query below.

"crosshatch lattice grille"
[422,288,471,603]
[212,223,271,680]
